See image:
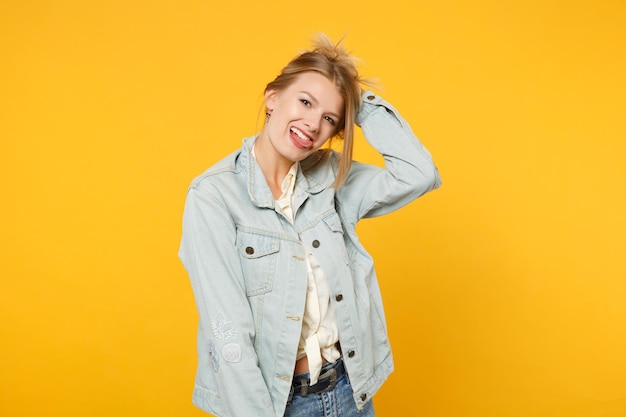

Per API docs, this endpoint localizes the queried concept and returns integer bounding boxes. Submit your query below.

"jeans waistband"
[291,358,346,397]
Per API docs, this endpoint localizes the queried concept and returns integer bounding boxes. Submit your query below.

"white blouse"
[274,161,341,385]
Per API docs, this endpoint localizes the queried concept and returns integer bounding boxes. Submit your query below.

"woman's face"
[262,71,344,165]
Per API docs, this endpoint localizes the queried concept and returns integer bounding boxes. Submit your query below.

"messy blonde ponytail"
[264,34,365,188]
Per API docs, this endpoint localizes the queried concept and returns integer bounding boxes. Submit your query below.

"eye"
[324,115,336,126]
[300,99,311,107]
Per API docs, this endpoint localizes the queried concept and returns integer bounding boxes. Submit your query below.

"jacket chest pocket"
[320,211,349,265]
[236,231,280,296]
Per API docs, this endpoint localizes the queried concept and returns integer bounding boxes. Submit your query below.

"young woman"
[179,35,441,417]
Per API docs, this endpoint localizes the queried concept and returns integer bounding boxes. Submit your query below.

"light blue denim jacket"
[179,92,441,417]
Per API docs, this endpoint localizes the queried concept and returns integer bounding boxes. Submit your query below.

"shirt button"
[348,350,355,358]
[335,294,343,301]
[245,246,254,255]
[361,393,367,401]
[312,240,320,248]
[367,95,375,100]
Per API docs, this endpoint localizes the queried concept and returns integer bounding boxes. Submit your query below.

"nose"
[304,114,321,133]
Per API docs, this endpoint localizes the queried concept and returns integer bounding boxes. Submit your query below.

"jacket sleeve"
[179,184,275,417]
[337,91,442,222]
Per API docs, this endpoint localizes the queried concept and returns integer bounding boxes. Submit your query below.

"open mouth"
[290,127,313,148]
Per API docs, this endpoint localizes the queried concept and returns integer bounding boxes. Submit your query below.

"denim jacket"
[179,91,441,417]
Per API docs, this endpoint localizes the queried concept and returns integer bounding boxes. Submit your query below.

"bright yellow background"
[2,1,625,416]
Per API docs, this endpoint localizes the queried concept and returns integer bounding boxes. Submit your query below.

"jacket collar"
[240,136,335,209]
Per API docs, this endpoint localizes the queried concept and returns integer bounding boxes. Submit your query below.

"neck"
[254,134,293,199]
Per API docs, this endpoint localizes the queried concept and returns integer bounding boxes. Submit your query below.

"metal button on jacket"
[245,247,254,255]
[312,240,320,248]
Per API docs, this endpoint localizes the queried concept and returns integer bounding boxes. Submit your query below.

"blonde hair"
[264,34,366,188]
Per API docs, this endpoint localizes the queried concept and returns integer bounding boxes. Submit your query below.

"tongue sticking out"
[290,128,313,149]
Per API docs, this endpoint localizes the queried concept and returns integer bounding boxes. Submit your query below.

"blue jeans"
[283,362,376,417]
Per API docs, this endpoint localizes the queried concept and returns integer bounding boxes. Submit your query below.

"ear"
[265,89,278,111]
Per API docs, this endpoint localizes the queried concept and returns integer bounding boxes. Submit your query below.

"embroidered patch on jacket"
[208,339,219,372]
[221,342,242,363]
[210,311,237,341]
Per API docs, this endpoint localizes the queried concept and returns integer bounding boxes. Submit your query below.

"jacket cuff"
[356,90,383,127]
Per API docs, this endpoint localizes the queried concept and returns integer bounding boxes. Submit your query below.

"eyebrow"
[301,90,342,119]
